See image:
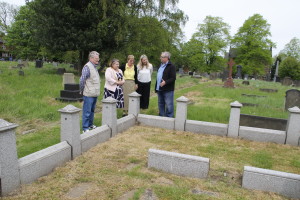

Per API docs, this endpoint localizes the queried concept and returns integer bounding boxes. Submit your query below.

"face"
[90,56,99,65]
[111,61,119,70]
[128,58,134,66]
[141,58,148,65]
[160,54,168,63]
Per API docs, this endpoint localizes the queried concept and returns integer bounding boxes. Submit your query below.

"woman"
[104,59,125,108]
[136,54,153,109]
[120,55,138,116]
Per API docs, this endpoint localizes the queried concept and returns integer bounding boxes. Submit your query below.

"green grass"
[0,61,295,158]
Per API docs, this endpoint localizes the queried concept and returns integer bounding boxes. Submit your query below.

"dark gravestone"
[188,71,193,75]
[178,68,183,74]
[285,89,300,110]
[240,114,287,131]
[35,60,43,68]
[293,80,300,87]
[242,81,250,85]
[18,70,24,76]
[209,72,218,80]
[236,65,242,79]
[57,68,66,75]
[56,83,83,102]
[260,88,278,93]
[17,64,25,68]
[222,69,229,82]
[282,77,293,86]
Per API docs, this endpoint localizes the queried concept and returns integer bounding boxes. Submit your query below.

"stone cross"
[223,58,235,88]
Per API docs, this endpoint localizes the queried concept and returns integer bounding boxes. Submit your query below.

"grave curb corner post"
[0,119,20,196]
[228,101,242,137]
[128,92,141,117]
[102,97,118,137]
[175,96,190,131]
[58,105,82,159]
[286,106,300,146]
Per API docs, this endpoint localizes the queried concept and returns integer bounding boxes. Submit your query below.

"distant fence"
[0,92,299,198]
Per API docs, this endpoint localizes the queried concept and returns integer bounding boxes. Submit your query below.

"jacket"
[155,61,176,92]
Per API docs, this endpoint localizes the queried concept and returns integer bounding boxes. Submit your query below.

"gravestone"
[293,80,300,87]
[18,70,24,76]
[35,59,43,68]
[52,62,58,67]
[282,77,293,86]
[56,83,83,102]
[57,68,66,75]
[222,69,229,82]
[236,65,242,79]
[178,68,183,74]
[201,72,209,78]
[285,89,300,110]
[244,74,249,80]
[242,81,249,85]
[209,72,218,80]
[63,73,75,86]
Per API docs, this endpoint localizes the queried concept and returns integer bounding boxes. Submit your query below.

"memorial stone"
[282,77,293,86]
[57,68,66,75]
[236,65,242,79]
[285,89,300,110]
[63,73,75,86]
[56,83,83,102]
[35,59,43,68]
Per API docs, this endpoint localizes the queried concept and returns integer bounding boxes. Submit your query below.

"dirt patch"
[153,177,174,185]
[117,189,136,200]
[65,182,94,199]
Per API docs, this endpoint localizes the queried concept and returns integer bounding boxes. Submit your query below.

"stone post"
[58,105,82,159]
[175,96,190,131]
[286,106,300,146]
[128,92,141,117]
[0,119,20,196]
[102,97,118,137]
[227,101,242,137]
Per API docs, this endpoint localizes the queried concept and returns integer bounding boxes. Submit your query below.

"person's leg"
[164,90,174,117]
[157,91,166,116]
[143,82,151,109]
[89,97,97,128]
[82,96,93,131]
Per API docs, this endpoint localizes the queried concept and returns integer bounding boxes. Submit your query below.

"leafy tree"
[0,1,19,34]
[192,16,230,72]
[278,56,300,80]
[279,37,300,61]
[231,14,274,75]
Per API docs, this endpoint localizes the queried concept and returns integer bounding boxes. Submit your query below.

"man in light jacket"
[79,51,100,133]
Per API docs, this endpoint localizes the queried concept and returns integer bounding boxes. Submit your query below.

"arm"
[105,68,117,86]
[79,65,90,93]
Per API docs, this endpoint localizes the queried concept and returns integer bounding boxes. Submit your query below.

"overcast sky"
[4,0,300,56]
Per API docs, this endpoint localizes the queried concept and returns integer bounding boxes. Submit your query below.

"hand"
[160,79,166,87]
[135,84,138,90]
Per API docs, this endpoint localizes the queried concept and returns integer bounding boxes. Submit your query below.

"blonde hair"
[110,58,119,68]
[127,55,134,61]
[137,54,150,70]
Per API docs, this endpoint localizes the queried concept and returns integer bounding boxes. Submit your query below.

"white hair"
[89,51,99,59]
[161,52,171,60]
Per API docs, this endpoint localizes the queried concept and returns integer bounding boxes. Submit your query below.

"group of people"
[80,51,176,133]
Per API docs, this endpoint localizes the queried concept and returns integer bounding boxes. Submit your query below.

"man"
[155,51,176,117]
[80,51,100,133]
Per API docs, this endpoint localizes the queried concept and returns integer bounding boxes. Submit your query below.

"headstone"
[63,73,75,86]
[18,70,24,76]
[56,83,83,102]
[293,80,300,87]
[53,62,58,67]
[57,68,66,75]
[282,77,293,86]
[242,81,249,85]
[274,60,279,82]
[178,68,183,74]
[285,89,300,110]
[35,59,43,68]
[236,65,242,79]
[201,72,209,78]
[188,71,193,75]
[244,74,249,80]
[209,72,218,80]
[222,69,229,82]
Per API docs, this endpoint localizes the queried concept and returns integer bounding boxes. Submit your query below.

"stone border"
[148,149,209,179]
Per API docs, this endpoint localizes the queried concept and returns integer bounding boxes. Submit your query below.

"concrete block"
[19,141,71,184]
[239,126,286,144]
[117,114,136,133]
[148,149,209,179]
[81,125,111,153]
[138,114,174,130]
[242,166,300,199]
[185,120,228,136]
[228,101,242,137]
[175,96,189,131]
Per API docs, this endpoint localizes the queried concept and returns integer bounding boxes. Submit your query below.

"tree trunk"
[78,50,89,75]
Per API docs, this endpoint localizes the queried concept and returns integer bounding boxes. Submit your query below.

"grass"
[2,126,299,200]
[0,61,296,158]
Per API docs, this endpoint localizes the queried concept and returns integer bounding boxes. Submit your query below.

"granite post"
[102,97,118,137]
[58,105,82,159]
[285,106,300,146]
[175,96,189,131]
[128,92,141,117]
[228,101,242,137]
[0,119,20,196]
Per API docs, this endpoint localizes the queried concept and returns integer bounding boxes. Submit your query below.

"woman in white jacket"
[104,59,125,108]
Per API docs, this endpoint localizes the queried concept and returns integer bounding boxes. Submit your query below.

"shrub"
[279,56,300,80]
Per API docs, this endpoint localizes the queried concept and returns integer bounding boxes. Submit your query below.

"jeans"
[157,90,174,117]
[82,96,98,131]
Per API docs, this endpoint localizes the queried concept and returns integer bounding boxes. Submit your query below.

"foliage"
[278,56,300,80]
[279,37,300,61]
[231,14,274,76]
[191,16,230,72]
[0,1,19,34]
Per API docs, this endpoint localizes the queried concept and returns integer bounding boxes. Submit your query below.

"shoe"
[83,129,90,133]
[89,125,97,130]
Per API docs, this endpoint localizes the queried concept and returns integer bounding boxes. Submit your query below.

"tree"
[0,1,19,34]
[231,14,274,75]
[280,37,300,61]
[278,56,300,80]
[192,16,230,72]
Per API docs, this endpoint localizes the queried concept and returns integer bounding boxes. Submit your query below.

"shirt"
[79,61,97,92]
[156,62,168,91]
[124,64,135,80]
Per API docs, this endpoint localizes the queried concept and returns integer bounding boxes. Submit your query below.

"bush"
[279,56,300,80]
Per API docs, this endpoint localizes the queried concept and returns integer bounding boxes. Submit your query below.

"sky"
[4,0,300,56]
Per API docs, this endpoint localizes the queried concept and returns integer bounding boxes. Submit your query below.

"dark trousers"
[137,81,151,109]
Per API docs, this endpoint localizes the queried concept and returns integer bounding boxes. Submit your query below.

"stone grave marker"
[35,59,43,68]
[178,68,183,74]
[209,72,218,80]
[293,80,300,87]
[63,73,75,86]
[18,70,24,76]
[52,62,58,67]
[242,81,249,85]
[285,89,300,110]
[57,68,66,75]
[236,65,242,79]
[282,77,293,86]
[222,69,229,82]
